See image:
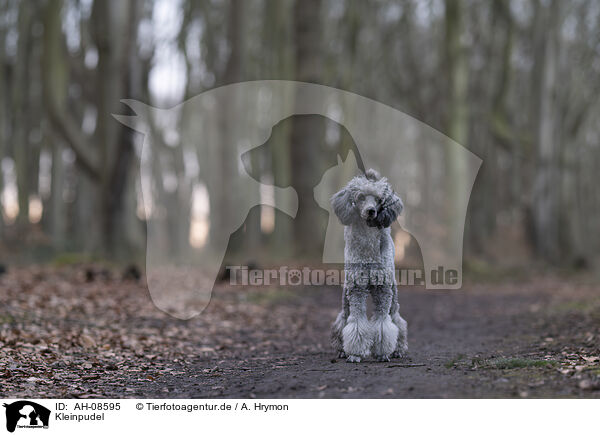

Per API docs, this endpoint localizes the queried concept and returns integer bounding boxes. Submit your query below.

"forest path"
[1,267,599,398]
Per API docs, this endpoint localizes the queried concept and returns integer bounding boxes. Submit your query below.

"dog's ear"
[370,191,403,228]
[331,188,355,225]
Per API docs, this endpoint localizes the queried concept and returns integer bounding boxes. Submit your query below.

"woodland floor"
[1,265,600,398]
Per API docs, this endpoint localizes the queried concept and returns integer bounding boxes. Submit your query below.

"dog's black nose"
[367,208,376,217]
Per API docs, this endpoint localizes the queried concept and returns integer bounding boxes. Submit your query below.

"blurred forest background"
[0,0,599,272]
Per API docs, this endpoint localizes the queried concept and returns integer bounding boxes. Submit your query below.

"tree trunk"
[210,0,245,250]
[264,0,294,257]
[532,0,560,262]
[42,0,70,249]
[291,0,325,257]
[106,0,142,258]
[13,1,33,230]
[0,1,6,237]
[91,0,128,254]
[444,0,470,251]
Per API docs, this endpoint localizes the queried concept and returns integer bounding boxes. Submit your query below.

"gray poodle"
[330,169,408,362]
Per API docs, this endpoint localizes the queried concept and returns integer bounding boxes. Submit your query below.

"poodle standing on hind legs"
[330,169,408,362]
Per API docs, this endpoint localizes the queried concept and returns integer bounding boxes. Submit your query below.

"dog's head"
[331,169,403,228]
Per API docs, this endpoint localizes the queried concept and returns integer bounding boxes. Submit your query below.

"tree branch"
[44,98,101,181]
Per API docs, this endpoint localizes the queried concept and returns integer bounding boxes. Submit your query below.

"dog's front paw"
[390,347,408,359]
[346,355,361,363]
[375,354,390,362]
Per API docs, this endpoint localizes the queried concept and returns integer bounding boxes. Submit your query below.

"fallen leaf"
[578,380,594,390]
[80,335,96,348]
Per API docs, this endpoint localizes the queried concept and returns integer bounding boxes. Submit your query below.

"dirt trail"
[1,267,599,398]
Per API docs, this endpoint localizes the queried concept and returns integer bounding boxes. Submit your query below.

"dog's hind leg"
[389,283,408,358]
[371,285,399,362]
[331,286,350,358]
[342,287,371,362]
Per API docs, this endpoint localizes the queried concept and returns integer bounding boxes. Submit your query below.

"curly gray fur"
[330,169,408,362]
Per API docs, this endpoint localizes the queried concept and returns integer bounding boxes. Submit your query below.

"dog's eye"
[357,194,365,201]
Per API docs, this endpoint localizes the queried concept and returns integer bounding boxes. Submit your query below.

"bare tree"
[43,0,140,255]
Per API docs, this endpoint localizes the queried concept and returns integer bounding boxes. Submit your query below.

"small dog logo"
[3,401,50,433]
